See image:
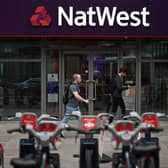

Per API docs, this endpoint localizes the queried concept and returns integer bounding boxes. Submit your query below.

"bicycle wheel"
[49,153,60,168]
[134,157,142,168]
[85,149,93,168]
[153,151,159,168]
[143,157,155,168]
[112,153,122,168]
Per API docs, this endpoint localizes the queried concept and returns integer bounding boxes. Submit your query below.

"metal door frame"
[41,48,63,119]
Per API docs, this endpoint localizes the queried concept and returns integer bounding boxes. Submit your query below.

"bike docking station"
[70,111,112,167]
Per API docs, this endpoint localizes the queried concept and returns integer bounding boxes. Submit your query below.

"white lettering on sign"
[58,6,150,27]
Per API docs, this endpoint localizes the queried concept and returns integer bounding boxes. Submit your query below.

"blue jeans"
[62,106,80,123]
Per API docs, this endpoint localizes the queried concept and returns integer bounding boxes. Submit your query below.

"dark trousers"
[106,102,112,113]
[111,97,126,116]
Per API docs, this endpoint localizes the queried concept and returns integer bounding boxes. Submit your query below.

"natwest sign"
[0,0,167,36]
[57,7,150,27]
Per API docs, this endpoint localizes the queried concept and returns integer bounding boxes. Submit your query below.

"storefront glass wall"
[0,40,41,119]
[1,38,168,119]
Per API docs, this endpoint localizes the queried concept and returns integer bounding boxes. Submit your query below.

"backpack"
[63,84,71,105]
[63,83,75,105]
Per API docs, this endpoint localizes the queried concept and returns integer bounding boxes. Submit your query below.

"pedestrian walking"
[109,68,130,123]
[62,74,89,124]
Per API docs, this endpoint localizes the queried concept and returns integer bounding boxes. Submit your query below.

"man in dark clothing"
[109,68,130,123]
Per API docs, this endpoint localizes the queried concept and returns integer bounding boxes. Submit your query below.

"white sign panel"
[47,73,58,103]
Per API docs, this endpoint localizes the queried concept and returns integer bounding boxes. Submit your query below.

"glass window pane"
[0,62,41,119]
[141,40,168,59]
[141,62,168,114]
[0,43,41,59]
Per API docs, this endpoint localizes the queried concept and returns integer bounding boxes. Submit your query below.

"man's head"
[118,68,127,77]
[73,74,82,84]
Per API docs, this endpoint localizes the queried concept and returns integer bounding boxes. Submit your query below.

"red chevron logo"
[30,6,52,26]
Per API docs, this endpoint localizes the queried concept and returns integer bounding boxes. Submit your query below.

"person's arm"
[72,91,89,104]
[122,85,129,90]
[115,77,129,92]
[115,77,122,92]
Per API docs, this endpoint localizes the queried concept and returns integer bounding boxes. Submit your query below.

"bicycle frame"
[41,147,49,168]
[117,121,135,168]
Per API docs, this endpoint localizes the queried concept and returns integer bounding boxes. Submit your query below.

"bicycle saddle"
[132,144,160,155]
[11,155,40,168]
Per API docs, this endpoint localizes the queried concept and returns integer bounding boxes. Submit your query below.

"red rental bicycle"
[8,122,66,168]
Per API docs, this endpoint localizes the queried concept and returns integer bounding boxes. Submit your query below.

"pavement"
[0,120,168,168]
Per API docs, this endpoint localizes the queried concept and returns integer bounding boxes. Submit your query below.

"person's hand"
[128,85,131,89]
[84,99,89,104]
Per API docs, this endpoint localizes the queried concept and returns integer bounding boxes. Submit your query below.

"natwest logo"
[30,6,52,26]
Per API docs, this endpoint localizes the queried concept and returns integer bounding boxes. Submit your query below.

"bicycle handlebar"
[7,128,23,134]
[8,123,67,145]
[65,125,104,134]
[65,113,113,121]
[106,123,163,143]
[106,124,144,142]
[25,123,67,140]
[142,127,164,133]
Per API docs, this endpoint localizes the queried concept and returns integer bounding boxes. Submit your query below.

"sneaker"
[112,139,120,150]
[108,116,114,124]
[60,131,65,138]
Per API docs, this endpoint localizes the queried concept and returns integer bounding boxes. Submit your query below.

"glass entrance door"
[63,52,119,115]
[63,50,137,115]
